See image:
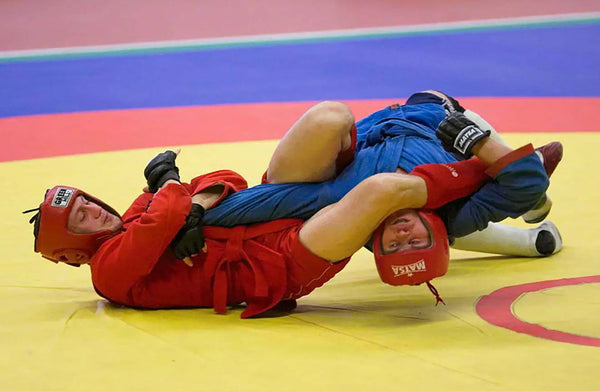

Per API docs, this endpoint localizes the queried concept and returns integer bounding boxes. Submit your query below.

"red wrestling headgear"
[373,210,449,286]
[29,186,121,266]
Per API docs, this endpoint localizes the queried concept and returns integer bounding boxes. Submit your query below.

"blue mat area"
[1,22,598,117]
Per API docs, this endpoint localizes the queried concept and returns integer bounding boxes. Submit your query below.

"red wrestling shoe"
[536,142,563,177]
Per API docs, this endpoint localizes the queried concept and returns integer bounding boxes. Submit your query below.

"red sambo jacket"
[89,170,347,318]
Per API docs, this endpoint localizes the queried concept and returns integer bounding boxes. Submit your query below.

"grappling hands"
[171,204,207,264]
[144,149,181,193]
[144,149,207,266]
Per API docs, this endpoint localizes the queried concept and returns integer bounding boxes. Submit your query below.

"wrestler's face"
[67,196,123,234]
[380,209,431,254]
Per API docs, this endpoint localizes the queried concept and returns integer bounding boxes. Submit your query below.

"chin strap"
[425,281,446,306]
[23,207,40,223]
[23,207,42,239]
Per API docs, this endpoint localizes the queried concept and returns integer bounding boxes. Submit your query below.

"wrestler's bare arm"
[471,137,513,165]
[298,173,427,262]
[159,179,224,210]
[191,184,225,209]
[298,136,517,262]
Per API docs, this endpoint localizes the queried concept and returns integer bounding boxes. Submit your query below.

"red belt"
[203,219,301,318]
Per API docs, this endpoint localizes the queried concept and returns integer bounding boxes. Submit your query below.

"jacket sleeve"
[187,169,248,208]
[120,192,153,221]
[441,145,549,238]
[91,183,192,301]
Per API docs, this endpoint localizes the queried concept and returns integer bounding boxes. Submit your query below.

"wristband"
[453,125,491,157]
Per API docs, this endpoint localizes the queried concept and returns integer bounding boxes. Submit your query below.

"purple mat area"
[1,23,598,118]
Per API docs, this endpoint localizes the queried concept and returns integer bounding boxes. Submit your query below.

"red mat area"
[2,97,597,162]
[476,275,600,347]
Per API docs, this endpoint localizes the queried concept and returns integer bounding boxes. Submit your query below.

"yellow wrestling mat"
[2,132,599,391]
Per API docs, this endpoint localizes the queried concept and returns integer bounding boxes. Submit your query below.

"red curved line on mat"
[476,276,600,347]
[1,97,598,162]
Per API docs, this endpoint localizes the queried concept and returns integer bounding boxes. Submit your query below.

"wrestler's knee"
[307,101,355,130]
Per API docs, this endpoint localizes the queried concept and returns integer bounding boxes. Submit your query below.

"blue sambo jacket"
[204,101,548,239]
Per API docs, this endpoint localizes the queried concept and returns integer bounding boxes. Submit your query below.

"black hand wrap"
[436,112,491,158]
[144,150,180,193]
[172,204,206,260]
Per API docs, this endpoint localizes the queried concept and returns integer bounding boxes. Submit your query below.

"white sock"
[452,222,542,257]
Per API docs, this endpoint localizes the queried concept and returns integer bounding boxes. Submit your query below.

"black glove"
[172,204,206,260]
[434,90,466,113]
[144,150,181,193]
[436,112,491,158]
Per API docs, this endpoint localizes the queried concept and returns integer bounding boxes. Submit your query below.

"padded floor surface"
[2,132,599,391]
[1,2,599,390]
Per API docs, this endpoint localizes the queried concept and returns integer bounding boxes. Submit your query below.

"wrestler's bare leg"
[266,101,355,184]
